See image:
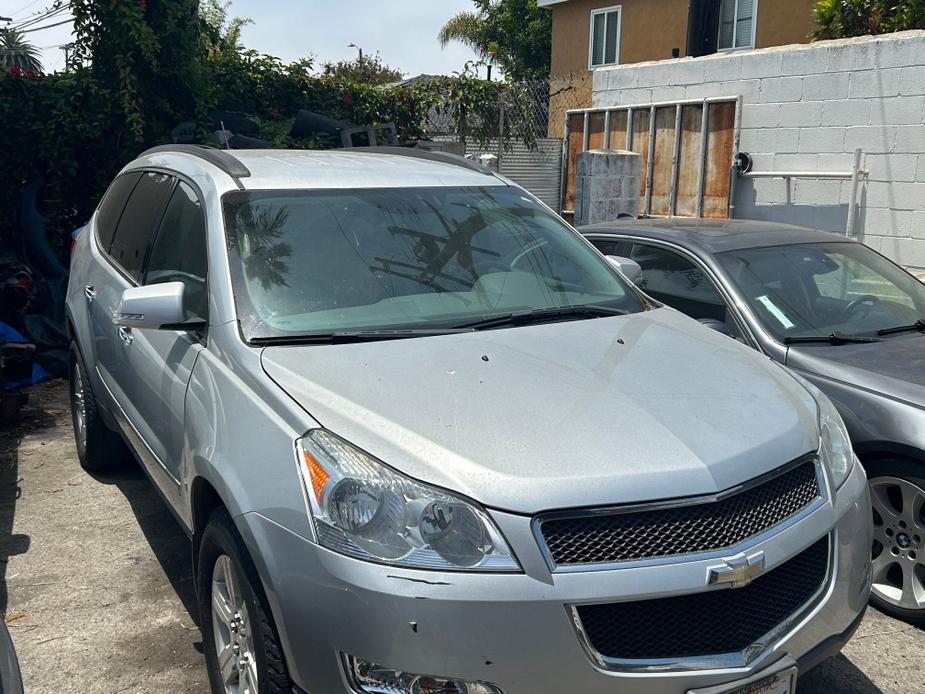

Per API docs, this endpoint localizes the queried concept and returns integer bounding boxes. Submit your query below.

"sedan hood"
[262,308,818,514]
[786,332,925,409]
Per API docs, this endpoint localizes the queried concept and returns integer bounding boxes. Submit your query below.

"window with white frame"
[718,0,756,50]
[589,6,621,68]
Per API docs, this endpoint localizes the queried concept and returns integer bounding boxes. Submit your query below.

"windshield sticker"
[756,295,795,329]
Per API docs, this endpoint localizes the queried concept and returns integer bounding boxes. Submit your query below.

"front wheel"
[198,508,293,694]
[865,458,925,626]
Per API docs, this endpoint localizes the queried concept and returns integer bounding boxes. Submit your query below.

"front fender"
[182,331,317,542]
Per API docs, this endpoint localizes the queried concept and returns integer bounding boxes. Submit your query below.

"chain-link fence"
[419,72,591,150]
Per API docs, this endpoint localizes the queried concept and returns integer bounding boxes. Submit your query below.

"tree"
[69,0,206,143]
[812,0,925,40]
[323,52,403,85]
[438,0,551,81]
[0,27,43,73]
[200,0,253,59]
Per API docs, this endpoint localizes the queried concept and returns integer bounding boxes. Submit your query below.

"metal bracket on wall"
[736,148,869,237]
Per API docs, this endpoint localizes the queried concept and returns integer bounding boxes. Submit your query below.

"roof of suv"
[136,146,505,191]
[582,218,854,253]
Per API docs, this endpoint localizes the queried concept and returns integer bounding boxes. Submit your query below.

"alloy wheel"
[870,476,925,611]
[211,555,259,694]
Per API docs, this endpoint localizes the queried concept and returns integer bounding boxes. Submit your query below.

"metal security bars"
[561,96,742,220]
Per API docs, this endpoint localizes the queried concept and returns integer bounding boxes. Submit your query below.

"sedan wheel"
[870,475,925,613]
[212,555,259,694]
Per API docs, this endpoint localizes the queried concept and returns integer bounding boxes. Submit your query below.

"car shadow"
[88,463,201,633]
[799,653,883,693]
[0,399,50,615]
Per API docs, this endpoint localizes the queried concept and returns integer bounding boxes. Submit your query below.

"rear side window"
[95,172,141,252]
[109,172,175,281]
[145,182,208,321]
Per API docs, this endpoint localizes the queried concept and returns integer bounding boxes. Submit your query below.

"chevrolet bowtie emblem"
[707,551,766,589]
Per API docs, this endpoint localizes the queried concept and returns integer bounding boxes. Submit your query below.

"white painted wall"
[592,31,925,269]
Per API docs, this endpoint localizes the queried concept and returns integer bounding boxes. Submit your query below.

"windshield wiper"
[454,305,630,331]
[251,328,476,345]
[784,332,880,345]
[877,319,925,336]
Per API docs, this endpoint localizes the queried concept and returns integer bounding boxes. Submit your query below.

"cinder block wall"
[591,31,925,269]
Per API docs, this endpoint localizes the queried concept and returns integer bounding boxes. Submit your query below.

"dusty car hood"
[786,332,925,409]
[262,308,818,514]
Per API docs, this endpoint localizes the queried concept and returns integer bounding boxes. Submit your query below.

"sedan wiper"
[783,332,880,345]
[877,319,925,336]
[252,328,476,345]
[454,305,629,331]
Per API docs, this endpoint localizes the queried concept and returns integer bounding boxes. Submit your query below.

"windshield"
[717,241,925,341]
[223,186,643,340]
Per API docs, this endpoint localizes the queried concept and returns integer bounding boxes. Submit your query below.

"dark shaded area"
[89,463,200,631]
[0,401,49,614]
[800,653,883,693]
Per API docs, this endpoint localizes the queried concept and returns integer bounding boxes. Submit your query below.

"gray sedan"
[66,147,869,694]
[584,218,925,626]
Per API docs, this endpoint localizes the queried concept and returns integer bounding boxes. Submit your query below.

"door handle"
[84,285,96,302]
[118,326,133,346]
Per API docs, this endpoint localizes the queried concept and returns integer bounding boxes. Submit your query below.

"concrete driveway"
[2,381,925,693]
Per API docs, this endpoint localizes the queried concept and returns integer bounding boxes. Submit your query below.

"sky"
[0,0,483,76]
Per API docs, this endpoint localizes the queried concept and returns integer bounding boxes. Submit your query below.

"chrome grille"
[539,458,820,568]
[573,536,829,662]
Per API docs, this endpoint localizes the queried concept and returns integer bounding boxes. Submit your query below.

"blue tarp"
[1,321,51,389]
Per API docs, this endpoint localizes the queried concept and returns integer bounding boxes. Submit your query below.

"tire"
[864,457,925,627]
[68,342,129,472]
[198,507,293,694]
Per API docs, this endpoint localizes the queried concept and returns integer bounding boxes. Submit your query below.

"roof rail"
[346,146,494,176]
[138,144,251,179]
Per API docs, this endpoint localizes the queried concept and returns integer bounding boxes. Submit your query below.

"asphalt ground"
[2,380,924,693]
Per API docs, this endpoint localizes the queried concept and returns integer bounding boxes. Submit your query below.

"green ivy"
[812,0,925,40]
[0,4,542,254]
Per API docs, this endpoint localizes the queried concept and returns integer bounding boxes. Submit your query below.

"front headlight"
[297,429,520,571]
[817,391,854,490]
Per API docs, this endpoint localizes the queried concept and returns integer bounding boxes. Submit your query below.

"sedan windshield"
[223,186,643,341]
[717,241,925,341]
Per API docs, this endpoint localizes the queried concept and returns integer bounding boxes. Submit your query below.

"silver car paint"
[66,150,870,694]
[261,308,819,514]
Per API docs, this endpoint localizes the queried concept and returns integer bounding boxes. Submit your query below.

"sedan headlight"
[297,429,519,571]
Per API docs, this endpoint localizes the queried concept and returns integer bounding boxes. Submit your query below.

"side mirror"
[697,317,734,337]
[115,282,185,330]
[606,255,643,285]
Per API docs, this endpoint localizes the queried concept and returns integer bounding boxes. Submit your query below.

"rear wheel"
[68,342,128,471]
[199,507,293,694]
[865,458,925,626]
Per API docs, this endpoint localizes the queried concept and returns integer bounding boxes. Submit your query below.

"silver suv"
[66,145,871,694]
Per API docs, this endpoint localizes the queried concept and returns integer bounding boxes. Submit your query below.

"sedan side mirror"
[606,256,644,285]
[115,282,185,330]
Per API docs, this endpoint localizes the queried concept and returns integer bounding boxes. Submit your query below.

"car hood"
[786,332,925,409]
[261,308,818,514]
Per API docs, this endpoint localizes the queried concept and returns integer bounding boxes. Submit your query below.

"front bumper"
[238,459,871,694]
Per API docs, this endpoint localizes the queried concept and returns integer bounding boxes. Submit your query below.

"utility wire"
[18,16,72,33]
[11,3,69,31]
[9,0,43,19]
